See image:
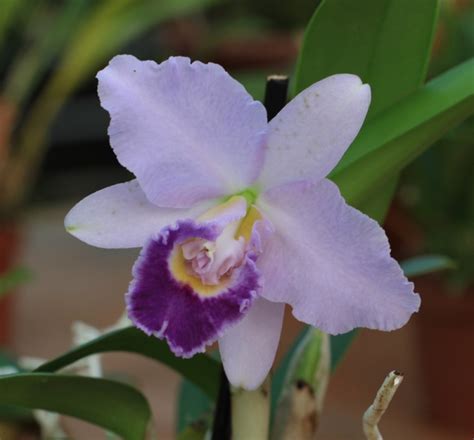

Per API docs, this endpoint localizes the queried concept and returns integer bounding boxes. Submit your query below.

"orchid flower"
[65,55,420,390]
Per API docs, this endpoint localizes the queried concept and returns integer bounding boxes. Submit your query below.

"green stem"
[231,380,270,440]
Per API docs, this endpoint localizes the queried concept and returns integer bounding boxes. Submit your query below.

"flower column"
[229,75,289,440]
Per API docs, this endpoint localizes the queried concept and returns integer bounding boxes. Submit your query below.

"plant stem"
[264,75,289,120]
[231,380,270,440]
[211,370,231,440]
[363,370,404,440]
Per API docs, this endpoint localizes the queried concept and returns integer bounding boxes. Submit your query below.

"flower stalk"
[231,379,271,440]
[363,370,404,440]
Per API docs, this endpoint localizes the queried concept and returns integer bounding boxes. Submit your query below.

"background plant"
[0,0,216,218]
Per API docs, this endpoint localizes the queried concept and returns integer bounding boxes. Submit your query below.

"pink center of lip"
[181,224,246,286]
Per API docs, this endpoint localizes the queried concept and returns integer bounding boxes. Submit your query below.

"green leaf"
[329,331,357,371]
[177,423,207,440]
[332,58,474,208]
[293,0,439,116]
[0,373,150,440]
[176,352,222,434]
[356,177,398,221]
[401,255,456,278]
[36,326,220,399]
[0,352,33,422]
[0,267,31,298]
[176,382,213,434]
[292,0,440,235]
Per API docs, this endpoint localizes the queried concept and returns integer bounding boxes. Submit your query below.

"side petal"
[97,55,268,208]
[65,180,215,249]
[219,298,284,390]
[256,179,420,334]
[127,219,262,358]
[257,74,370,189]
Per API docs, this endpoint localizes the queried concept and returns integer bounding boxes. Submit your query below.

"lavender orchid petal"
[97,55,268,208]
[258,74,371,189]
[257,180,420,334]
[127,219,261,357]
[65,180,215,249]
[219,298,284,390]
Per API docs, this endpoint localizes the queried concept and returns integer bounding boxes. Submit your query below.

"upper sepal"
[97,55,268,208]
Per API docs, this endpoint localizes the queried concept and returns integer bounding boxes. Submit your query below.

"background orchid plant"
[0,0,473,439]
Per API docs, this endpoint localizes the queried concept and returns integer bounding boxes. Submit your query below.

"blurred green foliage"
[0,0,217,216]
[0,267,31,298]
[238,0,320,30]
[401,254,457,278]
[205,0,320,35]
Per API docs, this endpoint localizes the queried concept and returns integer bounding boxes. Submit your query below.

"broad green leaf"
[36,326,220,399]
[293,0,439,116]
[332,58,474,208]
[0,373,150,440]
[356,177,398,221]
[0,352,33,422]
[176,352,224,434]
[401,255,456,278]
[0,267,31,297]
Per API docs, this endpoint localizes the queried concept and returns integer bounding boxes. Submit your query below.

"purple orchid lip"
[126,219,262,357]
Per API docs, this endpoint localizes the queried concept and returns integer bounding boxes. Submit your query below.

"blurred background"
[0,0,472,438]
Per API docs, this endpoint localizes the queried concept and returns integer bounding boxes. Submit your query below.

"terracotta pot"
[415,276,474,434]
[0,222,19,346]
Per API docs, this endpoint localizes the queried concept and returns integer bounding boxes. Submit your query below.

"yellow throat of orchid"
[169,196,263,297]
